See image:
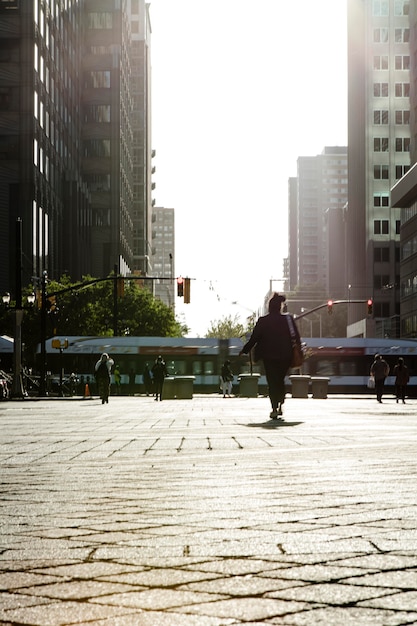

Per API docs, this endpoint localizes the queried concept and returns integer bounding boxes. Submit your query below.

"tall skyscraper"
[347,0,410,338]
[0,1,152,297]
[289,146,348,296]
[151,206,175,308]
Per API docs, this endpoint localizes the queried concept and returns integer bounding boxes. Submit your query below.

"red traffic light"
[367,299,373,315]
[177,276,184,297]
[327,299,333,314]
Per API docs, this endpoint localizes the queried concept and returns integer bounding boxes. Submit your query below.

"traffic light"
[184,277,191,304]
[367,298,373,315]
[177,276,184,297]
[327,299,333,315]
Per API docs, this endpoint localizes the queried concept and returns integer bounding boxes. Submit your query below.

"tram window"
[168,360,186,375]
[192,361,203,375]
[204,360,214,375]
[316,360,337,376]
[339,361,357,376]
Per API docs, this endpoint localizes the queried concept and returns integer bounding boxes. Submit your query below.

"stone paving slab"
[1,394,417,625]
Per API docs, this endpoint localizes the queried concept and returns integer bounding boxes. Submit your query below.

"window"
[374,220,389,234]
[374,55,389,70]
[395,137,410,152]
[373,1,389,16]
[373,193,390,207]
[84,71,111,89]
[374,28,389,43]
[374,137,389,152]
[394,1,409,16]
[395,55,410,70]
[395,28,410,43]
[395,83,410,97]
[374,110,389,124]
[396,220,401,235]
[395,110,410,124]
[396,164,410,179]
[374,165,389,179]
[374,247,390,262]
[87,12,113,28]
[374,83,389,97]
[374,302,390,317]
[374,274,390,289]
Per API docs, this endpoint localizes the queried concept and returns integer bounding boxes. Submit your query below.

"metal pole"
[113,263,118,336]
[38,271,47,396]
[11,219,24,399]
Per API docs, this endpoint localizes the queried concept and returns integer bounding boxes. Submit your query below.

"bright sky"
[150,0,348,336]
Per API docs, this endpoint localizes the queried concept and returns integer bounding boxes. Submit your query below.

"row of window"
[401,274,417,298]
[373,29,410,44]
[374,111,411,130]
[374,220,401,234]
[373,1,409,17]
[374,164,410,179]
[402,234,417,261]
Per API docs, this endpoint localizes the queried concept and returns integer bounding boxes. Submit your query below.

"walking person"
[220,360,234,397]
[393,357,409,404]
[239,293,301,420]
[370,353,390,403]
[152,355,167,401]
[95,352,114,404]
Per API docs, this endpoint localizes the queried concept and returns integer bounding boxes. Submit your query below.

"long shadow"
[245,419,303,429]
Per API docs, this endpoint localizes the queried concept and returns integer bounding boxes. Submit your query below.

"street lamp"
[2,291,36,398]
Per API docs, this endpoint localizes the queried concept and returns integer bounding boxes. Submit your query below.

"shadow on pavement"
[245,419,303,429]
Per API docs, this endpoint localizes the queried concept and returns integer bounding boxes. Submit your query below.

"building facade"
[151,206,175,309]
[0,0,152,299]
[347,0,410,337]
[291,146,348,297]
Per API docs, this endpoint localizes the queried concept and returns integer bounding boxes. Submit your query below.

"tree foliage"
[205,314,249,339]
[0,275,188,365]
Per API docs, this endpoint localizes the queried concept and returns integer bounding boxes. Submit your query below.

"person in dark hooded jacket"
[239,293,300,419]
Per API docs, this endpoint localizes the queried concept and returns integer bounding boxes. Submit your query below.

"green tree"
[205,314,248,339]
[0,275,188,366]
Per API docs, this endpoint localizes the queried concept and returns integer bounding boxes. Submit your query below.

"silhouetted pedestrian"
[95,353,114,404]
[393,357,409,404]
[152,355,167,401]
[239,293,301,420]
[370,354,390,403]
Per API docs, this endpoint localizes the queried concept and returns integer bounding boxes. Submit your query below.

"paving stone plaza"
[1,393,417,625]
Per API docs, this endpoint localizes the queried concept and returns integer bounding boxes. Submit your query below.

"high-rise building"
[151,206,175,308]
[0,1,152,297]
[347,0,410,338]
[390,1,417,338]
[290,146,348,296]
[130,0,153,275]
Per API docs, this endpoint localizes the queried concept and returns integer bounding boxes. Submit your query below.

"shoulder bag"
[286,315,304,368]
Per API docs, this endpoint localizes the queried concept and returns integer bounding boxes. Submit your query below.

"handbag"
[367,376,375,389]
[286,315,304,368]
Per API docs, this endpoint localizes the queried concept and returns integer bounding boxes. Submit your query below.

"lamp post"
[2,291,36,399]
[38,270,48,397]
[2,218,36,399]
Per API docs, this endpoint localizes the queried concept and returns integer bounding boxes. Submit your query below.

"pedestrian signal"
[184,277,191,304]
[177,276,184,297]
[327,300,333,314]
[367,299,373,315]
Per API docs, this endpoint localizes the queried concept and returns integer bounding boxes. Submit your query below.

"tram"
[41,335,417,395]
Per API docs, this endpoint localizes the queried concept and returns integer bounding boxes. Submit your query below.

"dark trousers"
[263,359,290,410]
[154,378,164,399]
[375,377,385,401]
[396,384,406,401]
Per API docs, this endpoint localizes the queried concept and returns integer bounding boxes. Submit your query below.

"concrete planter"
[311,377,330,399]
[238,373,260,398]
[289,375,311,398]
